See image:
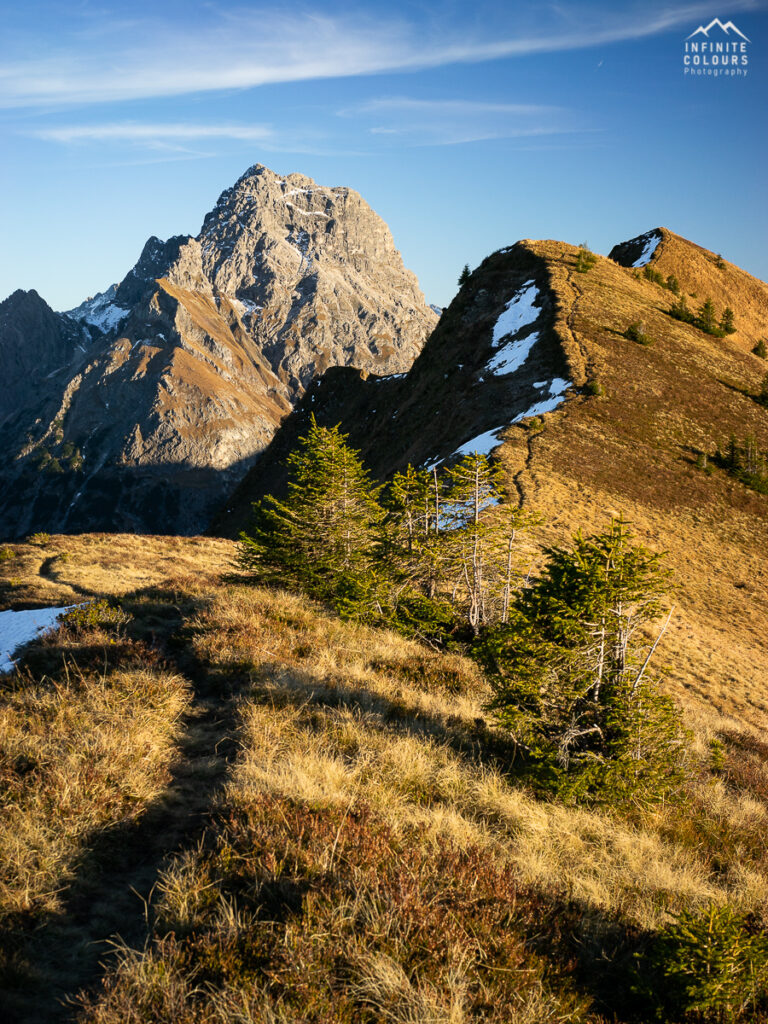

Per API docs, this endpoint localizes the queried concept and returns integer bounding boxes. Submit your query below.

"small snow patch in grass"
[512,382,573,421]
[0,606,74,674]
[548,377,570,396]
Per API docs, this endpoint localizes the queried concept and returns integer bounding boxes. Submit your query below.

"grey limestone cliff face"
[0,164,437,538]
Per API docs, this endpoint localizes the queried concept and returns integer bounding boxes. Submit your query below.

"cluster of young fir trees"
[239,417,686,807]
[669,293,735,337]
[712,434,768,495]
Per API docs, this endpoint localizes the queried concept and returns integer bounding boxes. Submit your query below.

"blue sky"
[1,0,766,310]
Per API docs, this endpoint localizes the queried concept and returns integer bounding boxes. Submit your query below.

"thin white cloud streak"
[0,1,761,108]
[349,96,594,148]
[344,98,568,117]
[26,120,366,158]
[30,122,273,143]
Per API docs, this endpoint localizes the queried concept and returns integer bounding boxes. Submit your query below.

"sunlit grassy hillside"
[2,534,768,1021]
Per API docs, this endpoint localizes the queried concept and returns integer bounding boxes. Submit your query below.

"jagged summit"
[0,164,437,538]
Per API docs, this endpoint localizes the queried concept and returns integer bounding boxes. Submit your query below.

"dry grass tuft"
[0,664,190,922]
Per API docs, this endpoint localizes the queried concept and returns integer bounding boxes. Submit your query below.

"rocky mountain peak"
[114,234,193,308]
[0,163,437,538]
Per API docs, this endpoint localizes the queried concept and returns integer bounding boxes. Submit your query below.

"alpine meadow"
[1,2,768,1021]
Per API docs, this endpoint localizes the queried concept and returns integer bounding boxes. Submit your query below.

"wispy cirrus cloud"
[0,1,762,108]
[341,97,594,147]
[24,120,370,160]
[30,122,273,144]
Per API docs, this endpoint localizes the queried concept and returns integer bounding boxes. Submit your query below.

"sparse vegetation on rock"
[624,320,653,345]
[575,244,598,273]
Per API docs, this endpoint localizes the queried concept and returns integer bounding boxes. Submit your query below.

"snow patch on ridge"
[453,428,506,458]
[486,333,540,376]
[429,376,572,466]
[631,232,661,267]
[483,280,542,377]
[66,285,129,333]
[492,281,540,344]
[0,606,74,674]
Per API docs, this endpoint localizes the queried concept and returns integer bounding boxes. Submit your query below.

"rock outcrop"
[0,164,437,538]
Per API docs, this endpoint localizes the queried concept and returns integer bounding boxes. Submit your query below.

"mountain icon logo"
[686,18,750,41]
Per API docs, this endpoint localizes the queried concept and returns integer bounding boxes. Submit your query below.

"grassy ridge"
[2,535,768,1020]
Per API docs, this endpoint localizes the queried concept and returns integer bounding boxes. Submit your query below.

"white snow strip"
[284,201,328,218]
[631,233,661,268]
[548,377,570,396]
[0,606,74,674]
[454,427,506,457]
[431,378,572,465]
[511,392,568,422]
[492,281,541,344]
[86,302,129,331]
[66,285,130,333]
[485,331,540,376]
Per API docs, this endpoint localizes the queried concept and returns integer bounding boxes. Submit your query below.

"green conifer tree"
[720,307,736,334]
[239,417,384,610]
[480,519,685,804]
[442,453,505,631]
[665,274,680,295]
[696,298,718,334]
[458,264,471,286]
[669,294,694,324]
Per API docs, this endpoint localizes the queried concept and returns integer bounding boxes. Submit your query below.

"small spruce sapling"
[669,294,694,324]
[665,274,680,294]
[696,297,718,335]
[720,307,736,334]
[624,320,652,346]
[575,245,598,273]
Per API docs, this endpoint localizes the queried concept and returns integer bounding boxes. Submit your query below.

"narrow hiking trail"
[1,583,247,1023]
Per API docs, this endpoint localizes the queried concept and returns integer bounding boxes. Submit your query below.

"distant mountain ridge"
[0,164,437,538]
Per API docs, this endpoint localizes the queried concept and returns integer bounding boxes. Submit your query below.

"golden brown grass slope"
[496,235,768,734]
[3,534,768,1021]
